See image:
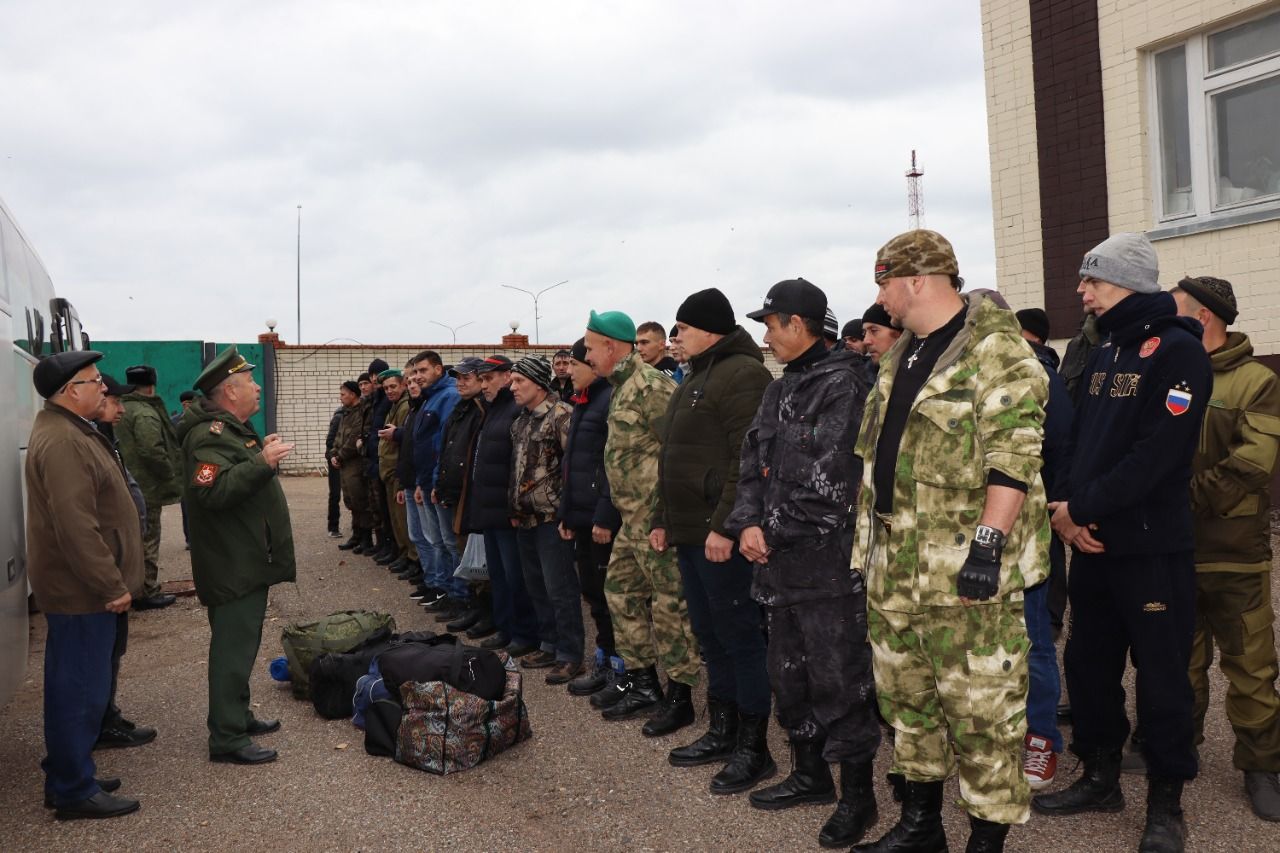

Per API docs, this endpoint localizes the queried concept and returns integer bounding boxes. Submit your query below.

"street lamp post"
[429,320,475,344]
[295,205,302,344]
[500,280,568,344]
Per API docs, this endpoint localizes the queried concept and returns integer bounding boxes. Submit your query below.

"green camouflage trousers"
[603,521,700,686]
[868,600,1031,825]
[142,503,163,598]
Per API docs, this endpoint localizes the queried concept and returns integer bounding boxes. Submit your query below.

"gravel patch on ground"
[2,477,1279,851]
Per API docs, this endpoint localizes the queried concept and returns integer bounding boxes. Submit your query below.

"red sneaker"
[1024,734,1057,790]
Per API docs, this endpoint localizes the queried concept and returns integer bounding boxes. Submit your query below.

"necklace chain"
[905,336,928,369]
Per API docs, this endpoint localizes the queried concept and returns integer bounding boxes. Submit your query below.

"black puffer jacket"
[725,347,871,606]
[395,396,424,492]
[465,387,521,531]
[559,377,622,532]
[435,396,483,507]
[364,388,390,479]
[654,326,773,544]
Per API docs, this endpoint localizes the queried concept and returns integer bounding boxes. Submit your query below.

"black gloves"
[957,540,1001,601]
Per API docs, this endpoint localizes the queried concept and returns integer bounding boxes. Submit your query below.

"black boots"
[589,657,630,708]
[1032,748,1124,815]
[709,712,776,794]
[818,761,878,848]
[669,697,738,766]
[352,529,376,555]
[964,816,1009,853]
[1140,777,1186,853]
[748,740,835,810]
[852,779,947,852]
[642,679,695,737]
[601,666,663,720]
[338,528,362,550]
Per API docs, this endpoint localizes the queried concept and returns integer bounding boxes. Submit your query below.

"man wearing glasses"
[26,351,145,819]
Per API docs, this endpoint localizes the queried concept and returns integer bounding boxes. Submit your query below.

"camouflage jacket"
[851,292,1050,612]
[604,350,676,524]
[509,396,573,527]
[377,396,409,483]
[331,401,367,464]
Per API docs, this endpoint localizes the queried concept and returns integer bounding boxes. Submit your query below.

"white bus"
[0,195,89,709]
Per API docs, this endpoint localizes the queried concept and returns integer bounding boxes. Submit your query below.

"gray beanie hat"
[1079,233,1159,293]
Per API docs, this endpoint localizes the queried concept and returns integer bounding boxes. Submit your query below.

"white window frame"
[1148,9,1280,231]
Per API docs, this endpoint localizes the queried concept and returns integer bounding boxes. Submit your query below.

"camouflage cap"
[874,229,960,283]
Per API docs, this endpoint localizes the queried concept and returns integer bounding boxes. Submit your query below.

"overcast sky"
[1,1,997,348]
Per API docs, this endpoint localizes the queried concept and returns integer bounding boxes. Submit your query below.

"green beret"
[194,345,256,396]
[587,309,636,343]
[377,368,403,380]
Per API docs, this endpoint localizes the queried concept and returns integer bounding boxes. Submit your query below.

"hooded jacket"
[177,397,296,607]
[1189,331,1280,571]
[654,326,773,544]
[466,386,521,530]
[117,391,184,507]
[560,377,622,532]
[1029,341,1074,497]
[1061,291,1214,556]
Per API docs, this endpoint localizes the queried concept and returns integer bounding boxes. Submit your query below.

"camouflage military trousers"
[142,503,163,598]
[603,522,700,686]
[868,600,1031,825]
[339,463,377,530]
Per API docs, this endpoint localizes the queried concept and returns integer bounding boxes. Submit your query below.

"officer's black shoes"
[602,666,663,721]
[132,594,176,610]
[1032,748,1124,815]
[669,696,738,766]
[94,724,157,750]
[446,606,482,633]
[54,790,140,821]
[210,744,278,765]
[246,718,281,735]
[818,761,878,848]
[1140,777,1186,853]
[642,679,695,737]
[478,632,510,650]
[748,740,835,810]
[466,616,497,640]
[1245,770,1280,821]
[385,554,408,571]
[45,778,121,809]
[710,713,776,794]
[852,779,947,853]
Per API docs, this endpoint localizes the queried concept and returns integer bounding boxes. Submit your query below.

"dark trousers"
[483,528,538,647]
[181,499,189,545]
[100,611,129,731]
[1046,535,1067,632]
[517,523,585,664]
[1065,550,1197,779]
[42,612,115,806]
[206,587,268,754]
[765,586,881,764]
[327,464,341,531]
[572,526,616,657]
[367,471,387,533]
[677,545,771,716]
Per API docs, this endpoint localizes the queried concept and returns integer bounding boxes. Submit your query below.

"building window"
[1151,9,1280,225]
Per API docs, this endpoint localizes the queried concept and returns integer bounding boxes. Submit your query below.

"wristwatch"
[973,524,1006,549]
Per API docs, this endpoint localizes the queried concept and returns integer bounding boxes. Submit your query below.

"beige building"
[981,0,1280,372]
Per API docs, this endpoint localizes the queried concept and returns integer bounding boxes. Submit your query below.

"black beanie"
[342,380,360,395]
[1015,308,1051,343]
[862,303,900,330]
[676,288,735,335]
[368,357,389,375]
[570,337,588,363]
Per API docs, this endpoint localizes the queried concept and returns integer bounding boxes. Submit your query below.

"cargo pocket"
[964,643,1027,734]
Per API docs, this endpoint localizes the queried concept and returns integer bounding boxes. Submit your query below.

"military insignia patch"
[193,462,220,487]
[210,420,225,435]
[1139,337,1161,358]
[1166,382,1193,416]
[245,439,258,448]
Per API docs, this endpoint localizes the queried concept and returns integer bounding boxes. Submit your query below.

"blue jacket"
[412,376,460,491]
[1062,291,1212,556]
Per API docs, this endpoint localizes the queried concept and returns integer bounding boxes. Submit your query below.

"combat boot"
[590,656,630,708]
[710,712,776,794]
[352,530,376,555]
[852,779,947,853]
[1245,770,1280,821]
[1139,777,1185,853]
[669,696,738,766]
[1031,748,1124,815]
[569,648,609,697]
[964,815,1009,853]
[601,665,662,720]
[642,679,695,736]
[818,760,878,848]
[748,740,835,810]
[338,527,362,551]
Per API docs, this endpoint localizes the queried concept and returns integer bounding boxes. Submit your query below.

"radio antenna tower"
[906,150,925,230]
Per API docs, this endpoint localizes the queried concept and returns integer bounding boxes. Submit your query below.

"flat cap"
[194,345,256,397]
[33,350,104,399]
[587,310,636,343]
[874,229,960,283]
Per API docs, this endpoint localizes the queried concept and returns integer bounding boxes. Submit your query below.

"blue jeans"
[420,500,469,600]
[404,497,428,576]
[483,528,538,647]
[676,545,771,717]
[42,612,116,806]
[1025,580,1063,751]
[517,523,585,663]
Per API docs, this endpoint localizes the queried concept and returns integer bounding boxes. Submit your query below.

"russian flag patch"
[1166,383,1193,416]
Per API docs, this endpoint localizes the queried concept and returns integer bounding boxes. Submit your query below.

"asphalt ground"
[2,476,1280,851]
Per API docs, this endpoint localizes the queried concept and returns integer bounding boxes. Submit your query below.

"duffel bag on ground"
[395,652,532,774]
[377,635,506,701]
[308,634,397,719]
[280,610,396,700]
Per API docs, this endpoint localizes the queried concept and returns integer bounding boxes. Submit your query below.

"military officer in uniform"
[176,346,295,765]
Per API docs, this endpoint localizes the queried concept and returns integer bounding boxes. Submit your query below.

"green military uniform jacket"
[604,350,676,524]
[852,292,1050,612]
[176,397,296,607]
[1190,332,1280,572]
[117,391,184,507]
[378,396,409,483]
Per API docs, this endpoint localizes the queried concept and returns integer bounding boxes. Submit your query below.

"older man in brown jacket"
[26,351,144,820]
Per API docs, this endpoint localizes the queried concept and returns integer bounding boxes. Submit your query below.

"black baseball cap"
[102,373,136,397]
[746,278,827,323]
[473,355,513,374]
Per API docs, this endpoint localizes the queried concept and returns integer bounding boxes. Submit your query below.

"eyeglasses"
[65,375,105,388]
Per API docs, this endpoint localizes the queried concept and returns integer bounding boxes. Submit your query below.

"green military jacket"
[852,293,1050,612]
[1190,332,1280,572]
[331,401,367,465]
[510,396,573,527]
[378,395,410,483]
[604,350,676,524]
[117,392,184,507]
[177,397,296,607]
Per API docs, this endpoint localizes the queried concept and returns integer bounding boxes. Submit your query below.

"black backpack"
[377,638,507,702]
[308,630,443,720]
